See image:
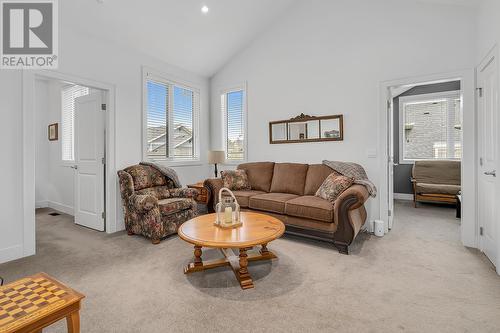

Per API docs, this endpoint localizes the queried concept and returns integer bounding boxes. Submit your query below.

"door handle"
[484,170,496,177]
[70,165,78,170]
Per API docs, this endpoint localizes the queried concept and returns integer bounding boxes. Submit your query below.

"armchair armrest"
[332,184,370,253]
[168,188,198,199]
[129,194,158,213]
[203,178,223,212]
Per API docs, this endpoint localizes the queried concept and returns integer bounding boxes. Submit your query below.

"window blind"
[402,93,461,160]
[61,85,89,161]
[223,90,245,161]
[145,77,199,161]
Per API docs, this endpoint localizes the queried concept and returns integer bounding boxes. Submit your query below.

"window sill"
[147,159,204,167]
[400,158,460,165]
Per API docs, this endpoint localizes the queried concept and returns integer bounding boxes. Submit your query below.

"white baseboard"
[48,201,74,216]
[394,193,414,201]
[0,244,23,264]
[35,200,48,208]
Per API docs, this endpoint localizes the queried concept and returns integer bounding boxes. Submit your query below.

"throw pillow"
[222,170,251,191]
[315,173,354,202]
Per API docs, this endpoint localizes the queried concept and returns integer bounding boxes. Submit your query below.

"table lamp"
[208,150,225,178]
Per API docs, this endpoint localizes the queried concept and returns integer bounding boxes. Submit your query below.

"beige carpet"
[1,201,499,332]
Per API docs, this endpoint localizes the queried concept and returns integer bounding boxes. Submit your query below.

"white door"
[477,51,498,267]
[387,97,394,230]
[74,93,105,231]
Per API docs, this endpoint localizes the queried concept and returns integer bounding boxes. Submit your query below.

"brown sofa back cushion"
[304,164,339,195]
[238,162,275,192]
[270,163,309,195]
[412,160,461,185]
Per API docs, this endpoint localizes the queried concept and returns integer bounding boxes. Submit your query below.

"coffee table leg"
[238,248,254,289]
[194,246,203,267]
[260,243,269,255]
[66,310,80,333]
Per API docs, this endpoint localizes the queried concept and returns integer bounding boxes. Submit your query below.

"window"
[61,85,89,162]
[144,71,200,161]
[221,87,246,161]
[400,91,461,162]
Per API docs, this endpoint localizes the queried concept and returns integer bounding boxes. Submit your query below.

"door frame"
[22,70,117,257]
[378,69,476,248]
[476,45,499,272]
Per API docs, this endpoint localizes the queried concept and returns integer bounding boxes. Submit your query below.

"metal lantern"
[215,188,241,227]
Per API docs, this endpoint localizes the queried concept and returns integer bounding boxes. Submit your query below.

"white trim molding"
[21,69,118,263]
[394,193,414,201]
[398,90,461,164]
[220,82,248,164]
[141,66,202,166]
[379,69,476,249]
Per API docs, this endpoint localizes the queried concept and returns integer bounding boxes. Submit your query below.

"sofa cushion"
[124,165,168,191]
[270,163,309,195]
[285,196,334,223]
[412,160,461,185]
[158,198,194,216]
[316,174,354,202]
[222,170,251,191]
[249,193,299,214]
[238,162,275,192]
[304,164,340,195]
[416,183,461,196]
[232,190,266,208]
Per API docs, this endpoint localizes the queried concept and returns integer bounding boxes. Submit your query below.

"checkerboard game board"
[0,274,82,332]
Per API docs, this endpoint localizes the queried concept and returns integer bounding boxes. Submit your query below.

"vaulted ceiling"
[61,0,482,78]
[61,0,296,77]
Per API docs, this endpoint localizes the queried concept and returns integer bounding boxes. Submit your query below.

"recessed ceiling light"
[201,5,209,14]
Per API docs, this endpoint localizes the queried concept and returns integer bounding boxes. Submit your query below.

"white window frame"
[399,90,461,164]
[220,83,247,164]
[142,68,201,166]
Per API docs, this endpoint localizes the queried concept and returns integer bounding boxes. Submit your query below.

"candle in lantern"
[224,206,233,224]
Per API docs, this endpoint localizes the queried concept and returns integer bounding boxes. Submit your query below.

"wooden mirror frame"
[269,113,344,144]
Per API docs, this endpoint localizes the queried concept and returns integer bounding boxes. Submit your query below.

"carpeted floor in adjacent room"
[1,201,499,332]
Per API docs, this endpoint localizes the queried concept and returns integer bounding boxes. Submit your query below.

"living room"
[0,0,499,332]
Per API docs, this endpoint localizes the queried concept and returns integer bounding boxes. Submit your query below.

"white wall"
[35,80,78,215]
[35,80,50,208]
[0,25,211,263]
[210,0,477,224]
[0,72,24,262]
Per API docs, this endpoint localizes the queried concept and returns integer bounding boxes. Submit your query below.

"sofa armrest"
[203,178,223,212]
[332,184,370,253]
[168,188,198,199]
[129,194,158,213]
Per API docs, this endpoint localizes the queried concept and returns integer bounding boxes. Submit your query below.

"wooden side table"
[187,182,210,213]
[0,272,84,333]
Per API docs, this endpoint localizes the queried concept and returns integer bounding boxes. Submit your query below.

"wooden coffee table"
[178,212,285,289]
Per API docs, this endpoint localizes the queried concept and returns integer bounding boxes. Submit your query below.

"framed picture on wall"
[48,123,58,141]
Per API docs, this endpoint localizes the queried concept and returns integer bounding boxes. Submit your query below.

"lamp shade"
[208,150,225,164]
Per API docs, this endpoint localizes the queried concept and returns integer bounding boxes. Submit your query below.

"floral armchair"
[118,164,198,244]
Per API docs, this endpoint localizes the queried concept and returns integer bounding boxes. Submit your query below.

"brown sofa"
[204,162,370,254]
[411,160,461,207]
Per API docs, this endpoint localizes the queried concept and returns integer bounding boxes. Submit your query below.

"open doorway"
[390,79,462,215]
[34,77,107,232]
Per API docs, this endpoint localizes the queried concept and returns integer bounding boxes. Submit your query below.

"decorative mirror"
[269,113,343,144]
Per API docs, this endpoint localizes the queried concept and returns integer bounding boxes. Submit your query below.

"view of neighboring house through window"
[61,85,90,162]
[221,88,246,161]
[145,75,199,161]
[400,91,461,162]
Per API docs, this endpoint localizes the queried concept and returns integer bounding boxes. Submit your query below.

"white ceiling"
[61,0,296,77]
